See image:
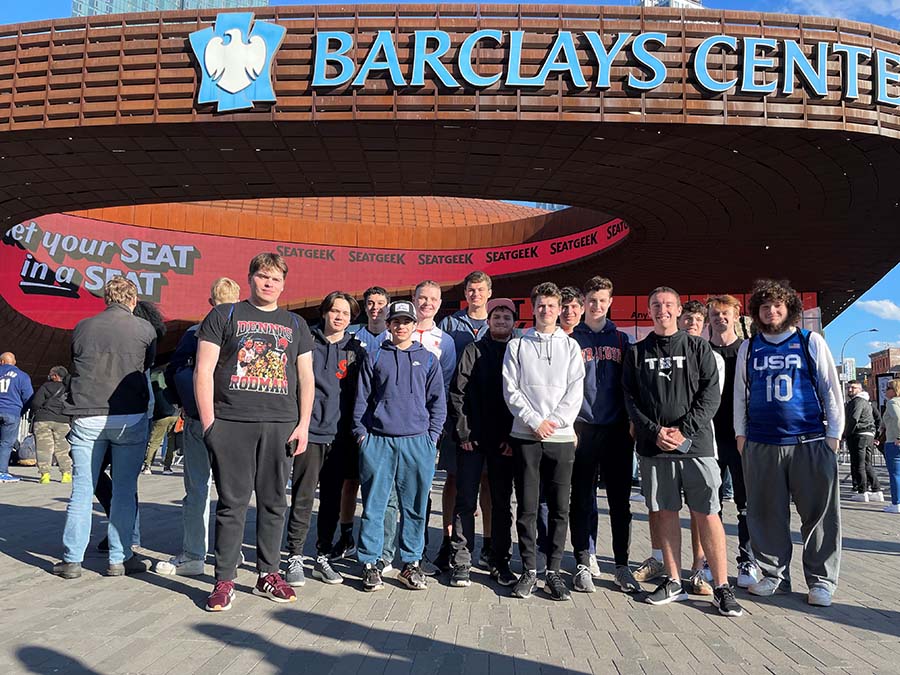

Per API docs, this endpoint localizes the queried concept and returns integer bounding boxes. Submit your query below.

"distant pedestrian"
[0,352,34,483]
[30,366,73,484]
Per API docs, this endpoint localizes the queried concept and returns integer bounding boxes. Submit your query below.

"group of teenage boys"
[52,251,845,620]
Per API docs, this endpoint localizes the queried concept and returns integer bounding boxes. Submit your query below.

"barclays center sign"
[189,12,900,113]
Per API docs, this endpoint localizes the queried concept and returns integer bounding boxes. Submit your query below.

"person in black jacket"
[284,291,367,588]
[623,286,742,617]
[844,381,883,500]
[31,366,72,483]
[447,298,518,588]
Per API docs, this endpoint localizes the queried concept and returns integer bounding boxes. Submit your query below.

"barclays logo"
[189,13,286,113]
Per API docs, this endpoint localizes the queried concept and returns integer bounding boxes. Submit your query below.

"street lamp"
[840,328,879,381]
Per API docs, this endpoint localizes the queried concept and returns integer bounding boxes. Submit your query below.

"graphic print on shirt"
[230,319,294,394]
[645,355,685,381]
[581,345,623,364]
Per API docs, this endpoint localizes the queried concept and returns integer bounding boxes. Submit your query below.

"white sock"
[652,549,663,562]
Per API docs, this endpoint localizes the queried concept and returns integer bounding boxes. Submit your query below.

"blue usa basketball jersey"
[745,329,825,444]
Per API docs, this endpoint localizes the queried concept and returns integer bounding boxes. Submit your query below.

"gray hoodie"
[501,327,585,442]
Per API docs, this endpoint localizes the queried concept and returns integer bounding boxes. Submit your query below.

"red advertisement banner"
[1,213,630,330]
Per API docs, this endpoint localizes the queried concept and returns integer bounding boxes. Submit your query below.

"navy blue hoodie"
[310,327,366,443]
[572,320,629,426]
[353,340,447,443]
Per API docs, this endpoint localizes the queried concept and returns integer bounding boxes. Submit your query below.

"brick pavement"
[0,464,898,675]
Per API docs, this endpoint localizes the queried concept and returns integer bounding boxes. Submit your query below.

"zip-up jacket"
[353,340,447,443]
[502,327,585,442]
[30,379,70,423]
[450,334,513,448]
[66,303,157,417]
[572,320,629,426]
[844,394,876,438]
[439,309,490,357]
[622,330,720,459]
[310,327,367,443]
[0,364,34,417]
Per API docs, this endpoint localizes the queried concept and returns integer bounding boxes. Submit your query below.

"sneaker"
[645,577,688,606]
[140,465,152,476]
[377,559,394,577]
[0,472,20,483]
[588,556,602,579]
[748,577,791,596]
[206,580,235,612]
[254,572,297,603]
[162,468,174,475]
[419,557,439,577]
[614,565,641,593]
[630,491,645,502]
[433,544,452,573]
[701,560,713,582]
[512,570,538,599]
[883,503,900,513]
[687,569,713,596]
[329,532,357,561]
[713,585,744,617]
[450,564,471,588]
[490,562,517,587]
[868,491,885,503]
[545,571,571,601]
[633,556,665,582]
[39,472,51,484]
[572,565,595,593]
[284,555,306,587]
[107,555,151,576]
[52,561,82,579]
[313,555,344,585]
[362,563,384,591]
[736,561,761,589]
[60,472,72,484]
[807,583,833,607]
[155,554,205,576]
[398,562,428,590]
[478,546,492,569]
[851,492,870,502]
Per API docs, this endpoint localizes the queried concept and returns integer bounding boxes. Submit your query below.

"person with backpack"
[155,277,240,577]
[31,366,73,484]
[353,300,447,592]
[735,279,844,608]
[844,380,883,502]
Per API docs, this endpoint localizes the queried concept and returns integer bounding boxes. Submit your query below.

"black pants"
[717,441,753,565]
[206,418,294,581]
[286,440,347,557]
[571,421,633,567]
[849,434,881,493]
[512,438,575,573]
[450,443,514,567]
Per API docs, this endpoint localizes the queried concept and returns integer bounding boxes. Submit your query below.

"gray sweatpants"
[743,440,841,591]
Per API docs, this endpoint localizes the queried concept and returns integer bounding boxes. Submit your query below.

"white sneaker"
[883,503,900,513]
[155,554,205,576]
[851,492,870,502]
[630,492,645,502]
[868,491,884,503]
[588,556,602,579]
[736,561,761,589]
[808,584,833,607]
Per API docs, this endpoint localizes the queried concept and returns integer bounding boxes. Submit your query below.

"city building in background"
[639,0,704,8]
[72,0,267,17]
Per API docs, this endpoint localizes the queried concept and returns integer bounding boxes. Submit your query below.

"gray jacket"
[66,303,157,418]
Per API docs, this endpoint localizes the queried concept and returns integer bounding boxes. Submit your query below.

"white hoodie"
[502,327,586,442]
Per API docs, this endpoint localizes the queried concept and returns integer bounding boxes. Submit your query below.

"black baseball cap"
[386,300,417,322]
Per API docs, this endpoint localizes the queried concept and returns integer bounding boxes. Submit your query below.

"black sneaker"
[398,562,428,590]
[330,532,357,561]
[512,570,538,599]
[107,555,151,576]
[645,577,688,606]
[478,543,492,569]
[433,543,452,573]
[362,563,383,592]
[713,584,744,617]
[450,564,471,587]
[545,571,571,601]
[490,562,517,587]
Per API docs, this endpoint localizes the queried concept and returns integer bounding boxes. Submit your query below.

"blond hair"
[104,276,138,306]
[210,277,240,305]
[889,379,900,397]
[706,294,742,315]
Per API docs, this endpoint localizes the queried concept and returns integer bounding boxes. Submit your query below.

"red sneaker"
[206,580,235,612]
[253,572,297,603]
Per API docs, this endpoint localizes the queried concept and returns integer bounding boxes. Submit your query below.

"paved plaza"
[1,466,898,675]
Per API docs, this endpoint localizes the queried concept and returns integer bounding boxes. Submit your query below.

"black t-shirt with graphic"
[197,300,314,423]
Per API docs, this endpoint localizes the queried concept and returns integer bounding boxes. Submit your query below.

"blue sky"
[3,0,899,367]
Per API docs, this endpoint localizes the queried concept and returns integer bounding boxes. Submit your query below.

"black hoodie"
[623,330,720,459]
[450,333,514,448]
[30,379,70,423]
[310,327,367,443]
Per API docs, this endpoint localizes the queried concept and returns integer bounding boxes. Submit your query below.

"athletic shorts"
[639,455,721,514]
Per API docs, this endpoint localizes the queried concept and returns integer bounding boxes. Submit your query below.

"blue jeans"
[0,412,19,473]
[358,433,436,565]
[63,418,146,564]
[885,442,900,506]
[181,416,212,561]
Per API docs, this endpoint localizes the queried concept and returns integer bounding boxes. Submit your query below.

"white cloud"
[783,0,900,21]
[868,340,900,350]
[857,299,900,321]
